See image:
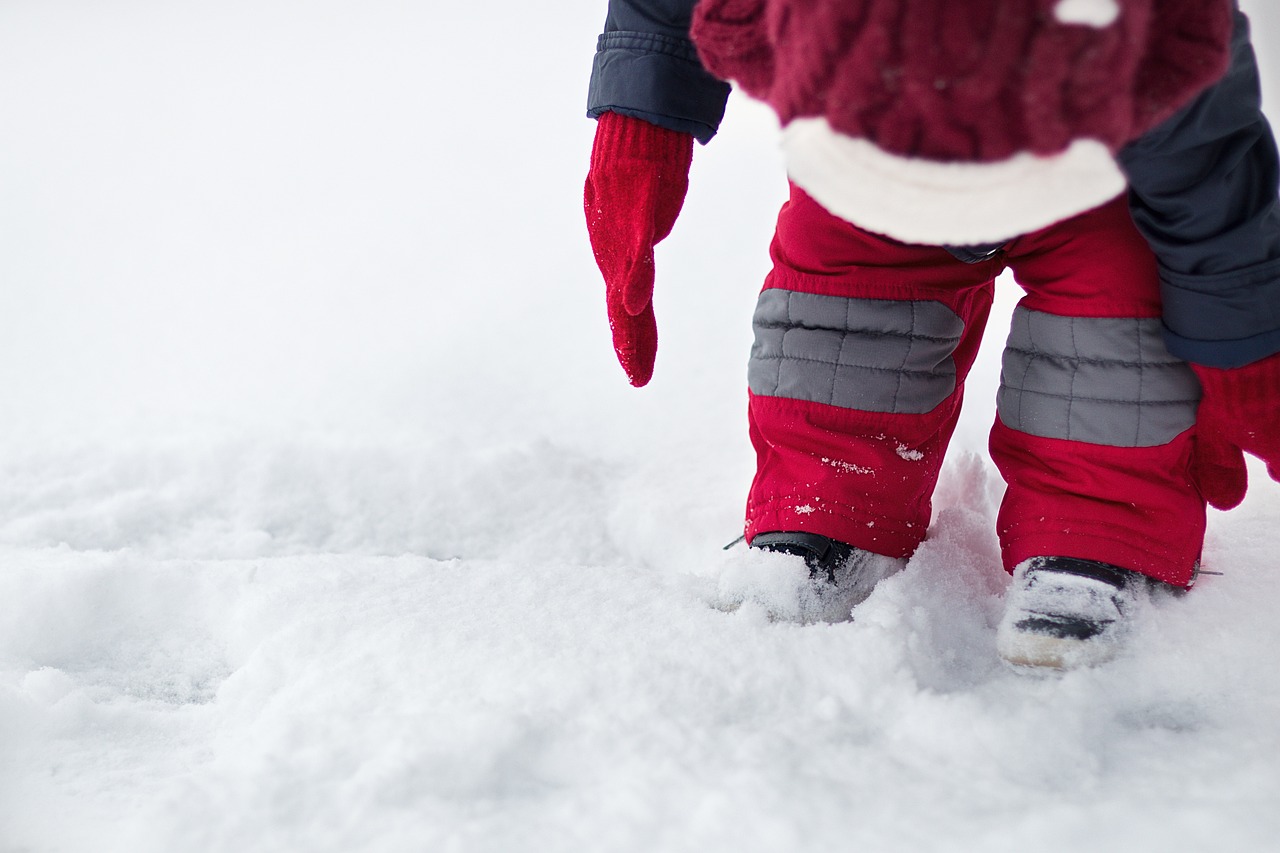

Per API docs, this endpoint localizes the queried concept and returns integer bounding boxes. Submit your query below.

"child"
[584,0,1280,670]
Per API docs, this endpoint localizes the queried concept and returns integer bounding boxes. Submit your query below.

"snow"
[0,1,1278,851]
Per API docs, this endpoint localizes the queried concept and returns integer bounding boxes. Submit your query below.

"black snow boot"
[749,531,906,622]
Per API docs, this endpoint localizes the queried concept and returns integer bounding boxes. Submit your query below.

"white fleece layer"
[1054,0,1121,27]
[781,117,1128,245]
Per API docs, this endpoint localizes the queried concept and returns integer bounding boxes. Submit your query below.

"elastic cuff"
[591,111,695,171]
[1191,348,1280,402]
[589,107,717,145]
[587,37,731,144]
[1164,326,1280,369]
[1160,255,1280,367]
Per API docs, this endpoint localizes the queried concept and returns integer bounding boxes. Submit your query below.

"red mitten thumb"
[1192,352,1280,510]
[1191,423,1249,511]
[584,112,694,386]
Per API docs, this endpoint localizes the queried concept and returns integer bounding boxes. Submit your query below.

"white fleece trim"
[781,117,1128,245]
[1054,0,1120,27]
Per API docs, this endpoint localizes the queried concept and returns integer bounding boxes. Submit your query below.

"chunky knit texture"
[691,0,1233,163]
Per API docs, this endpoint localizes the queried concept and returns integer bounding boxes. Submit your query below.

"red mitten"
[584,111,694,387]
[1191,352,1280,510]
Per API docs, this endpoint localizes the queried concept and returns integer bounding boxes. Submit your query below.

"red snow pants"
[745,185,1206,586]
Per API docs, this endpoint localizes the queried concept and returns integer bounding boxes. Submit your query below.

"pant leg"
[995,196,1206,586]
[746,184,999,558]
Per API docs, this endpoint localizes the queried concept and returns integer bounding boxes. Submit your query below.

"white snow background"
[1,2,1277,850]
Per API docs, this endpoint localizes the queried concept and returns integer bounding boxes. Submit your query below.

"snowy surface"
[1,2,1278,851]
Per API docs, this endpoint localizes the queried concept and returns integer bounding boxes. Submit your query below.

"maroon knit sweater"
[690,0,1233,163]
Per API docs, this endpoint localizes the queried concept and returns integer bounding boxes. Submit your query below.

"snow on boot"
[997,556,1156,671]
[750,531,905,624]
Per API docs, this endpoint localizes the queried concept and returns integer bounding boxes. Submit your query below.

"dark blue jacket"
[586,0,729,144]
[587,1,1280,368]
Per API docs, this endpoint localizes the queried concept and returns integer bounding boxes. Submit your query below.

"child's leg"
[996,197,1206,586]
[746,184,999,558]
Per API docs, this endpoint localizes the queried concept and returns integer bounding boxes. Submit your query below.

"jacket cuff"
[1161,255,1280,367]
[587,31,730,144]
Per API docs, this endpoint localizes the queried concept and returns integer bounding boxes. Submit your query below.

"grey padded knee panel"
[748,289,965,414]
[998,307,1201,447]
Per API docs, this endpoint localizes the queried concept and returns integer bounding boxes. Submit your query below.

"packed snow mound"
[2,437,1278,852]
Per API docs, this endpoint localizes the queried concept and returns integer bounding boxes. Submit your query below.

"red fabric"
[990,421,1201,585]
[746,196,998,556]
[747,186,1205,585]
[993,201,1203,586]
[691,0,1233,163]
[1191,353,1280,510]
[584,112,694,387]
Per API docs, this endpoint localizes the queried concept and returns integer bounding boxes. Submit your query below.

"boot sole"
[997,629,1121,673]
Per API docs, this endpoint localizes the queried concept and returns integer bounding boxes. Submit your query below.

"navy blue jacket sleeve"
[586,0,731,143]
[1119,5,1280,368]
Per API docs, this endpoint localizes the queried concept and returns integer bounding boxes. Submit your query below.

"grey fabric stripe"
[998,308,1201,447]
[748,289,964,414]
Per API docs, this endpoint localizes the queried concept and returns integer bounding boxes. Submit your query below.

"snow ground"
[0,2,1277,851]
